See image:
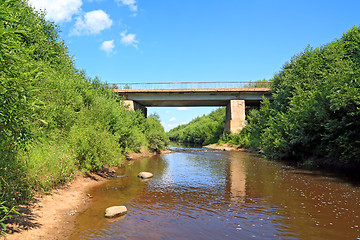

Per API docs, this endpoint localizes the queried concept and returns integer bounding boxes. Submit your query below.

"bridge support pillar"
[124,100,147,118]
[224,100,246,134]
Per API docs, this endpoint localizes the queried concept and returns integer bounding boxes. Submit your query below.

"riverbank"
[5,172,108,240]
[4,149,169,240]
[204,143,258,153]
[125,146,172,160]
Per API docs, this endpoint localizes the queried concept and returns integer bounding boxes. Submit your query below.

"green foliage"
[0,153,30,206]
[169,108,226,145]
[144,113,169,152]
[18,141,77,192]
[68,113,125,172]
[0,201,19,236]
[0,0,169,228]
[225,26,360,166]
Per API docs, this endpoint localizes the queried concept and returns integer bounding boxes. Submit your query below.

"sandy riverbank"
[204,143,256,152]
[5,173,108,240]
[5,149,169,240]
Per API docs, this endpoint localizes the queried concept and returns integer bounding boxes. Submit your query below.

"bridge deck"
[114,88,271,107]
[114,88,270,93]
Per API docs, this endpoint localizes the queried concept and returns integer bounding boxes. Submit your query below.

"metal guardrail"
[109,81,272,90]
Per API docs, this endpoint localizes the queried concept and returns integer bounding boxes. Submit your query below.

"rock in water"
[105,206,127,218]
[138,172,153,179]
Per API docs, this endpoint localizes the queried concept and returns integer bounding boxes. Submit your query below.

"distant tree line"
[0,0,168,229]
[168,108,225,145]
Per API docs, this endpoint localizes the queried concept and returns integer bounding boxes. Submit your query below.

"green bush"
[69,123,123,172]
[0,0,169,225]
[224,26,360,165]
[145,114,169,152]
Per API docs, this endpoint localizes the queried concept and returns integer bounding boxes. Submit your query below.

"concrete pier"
[124,100,147,118]
[224,100,246,134]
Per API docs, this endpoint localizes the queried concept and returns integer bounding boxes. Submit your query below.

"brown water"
[69,149,360,240]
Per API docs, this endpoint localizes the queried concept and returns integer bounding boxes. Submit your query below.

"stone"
[138,172,153,179]
[105,206,127,218]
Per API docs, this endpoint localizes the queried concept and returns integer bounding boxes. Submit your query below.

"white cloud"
[100,40,115,54]
[72,10,112,35]
[165,122,182,131]
[28,0,82,23]
[120,31,139,48]
[115,0,138,12]
[178,107,188,111]
[169,117,176,122]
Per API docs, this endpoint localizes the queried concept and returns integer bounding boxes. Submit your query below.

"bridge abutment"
[224,100,246,134]
[124,100,147,118]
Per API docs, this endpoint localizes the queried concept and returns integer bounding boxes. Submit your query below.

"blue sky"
[28,0,360,131]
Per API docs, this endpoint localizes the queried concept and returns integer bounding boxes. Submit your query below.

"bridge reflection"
[227,152,246,203]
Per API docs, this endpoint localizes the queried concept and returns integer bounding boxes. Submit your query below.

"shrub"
[228,26,360,164]
[145,114,169,152]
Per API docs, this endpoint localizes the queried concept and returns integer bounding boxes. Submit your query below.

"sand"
[5,173,107,240]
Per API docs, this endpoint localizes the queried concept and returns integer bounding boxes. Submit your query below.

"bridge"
[113,82,272,134]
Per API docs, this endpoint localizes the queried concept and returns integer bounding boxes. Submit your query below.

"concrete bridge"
[113,82,271,134]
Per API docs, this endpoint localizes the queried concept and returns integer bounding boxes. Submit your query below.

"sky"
[28,0,360,131]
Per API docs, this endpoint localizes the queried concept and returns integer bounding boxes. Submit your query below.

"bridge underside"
[116,88,271,134]
[129,99,262,107]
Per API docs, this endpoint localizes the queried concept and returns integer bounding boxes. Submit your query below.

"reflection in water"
[227,152,246,202]
[69,150,360,240]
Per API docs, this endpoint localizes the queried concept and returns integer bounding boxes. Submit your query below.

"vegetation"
[0,202,18,237]
[0,0,168,231]
[144,113,169,153]
[221,26,360,167]
[168,108,225,145]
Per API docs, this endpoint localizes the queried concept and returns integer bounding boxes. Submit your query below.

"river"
[69,148,360,239]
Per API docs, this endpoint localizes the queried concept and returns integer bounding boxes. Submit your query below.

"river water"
[69,148,360,240]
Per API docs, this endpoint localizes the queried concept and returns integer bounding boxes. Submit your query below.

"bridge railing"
[109,81,272,90]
